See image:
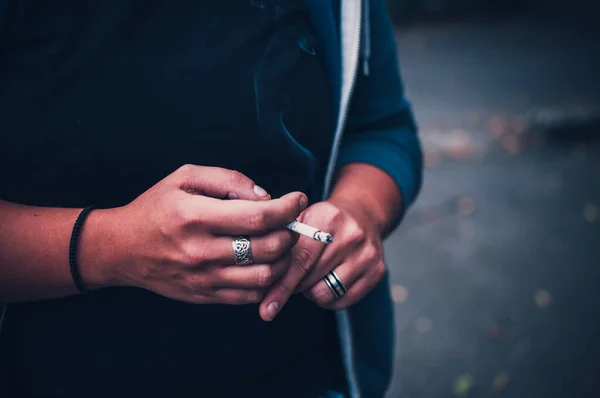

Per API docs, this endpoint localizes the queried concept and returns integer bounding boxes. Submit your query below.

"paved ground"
[383,17,600,398]
[395,17,600,163]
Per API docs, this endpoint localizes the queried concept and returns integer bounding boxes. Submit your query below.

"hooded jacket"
[0,1,422,396]
[306,1,422,396]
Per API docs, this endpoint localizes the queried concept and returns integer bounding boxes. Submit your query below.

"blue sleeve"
[336,0,423,222]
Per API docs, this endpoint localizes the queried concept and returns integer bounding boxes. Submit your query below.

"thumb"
[174,165,270,201]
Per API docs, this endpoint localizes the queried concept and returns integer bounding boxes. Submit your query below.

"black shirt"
[0,1,345,397]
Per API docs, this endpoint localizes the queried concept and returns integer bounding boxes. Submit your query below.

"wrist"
[328,164,403,237]
[78,207,128,290]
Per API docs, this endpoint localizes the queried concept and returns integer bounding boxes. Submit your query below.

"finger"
[204,288,265,305]
[174,164,271,201]
[206,192,308,235]
[304,261,365,308]
[307,263,386,311]
[259,236,326,321]
[201,230,297,265]
[210,256,291,289]
[172,287,264,305]
[295,239,351,292]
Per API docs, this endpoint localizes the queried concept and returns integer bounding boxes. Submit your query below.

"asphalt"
[395,17,600,162]
[383,16,600,398]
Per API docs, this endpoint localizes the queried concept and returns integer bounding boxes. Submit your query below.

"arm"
[259,0,422,319]
[0,200,115,302]
[0,166,307,304]
[335,0,422,230]
[327,163,401,238]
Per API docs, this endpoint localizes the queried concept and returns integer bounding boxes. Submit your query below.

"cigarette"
[285,221,333,244]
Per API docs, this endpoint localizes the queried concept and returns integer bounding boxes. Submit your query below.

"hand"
[258,199,386,321]
[90,165,307,305]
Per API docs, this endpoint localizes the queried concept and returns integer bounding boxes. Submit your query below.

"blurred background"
[383,1,600,397]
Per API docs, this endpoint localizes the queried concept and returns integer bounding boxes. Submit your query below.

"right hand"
[88,164,307,305]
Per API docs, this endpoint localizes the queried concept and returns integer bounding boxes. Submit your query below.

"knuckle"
[309,202,342,224]
[271,261,288,281]
[279,281,294,296]
[247,290,262,303]
[362,244,379,264]
[247,211,266,231]
[346,222,365,244]
[269,278,293,298]
[187,274,209,292]
[288,198,302,219]
[170,199,196,226]
[374,261,387,280]
[175,164,201,186]
[329,205,343,223]
[264,233,291,259]
[180,243,204,266]
[291,247,313,273]
[176,163,195,177]
[256,266,275,288]
[229,170,251,190]
[311,285,333,306]
[263,237,282,259]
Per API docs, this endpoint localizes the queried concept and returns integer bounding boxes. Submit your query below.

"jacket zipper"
[322,0,364,199]
[325,2,364,397]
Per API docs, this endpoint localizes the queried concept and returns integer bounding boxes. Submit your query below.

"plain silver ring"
[232,236,254,265]
[323,270,347,298]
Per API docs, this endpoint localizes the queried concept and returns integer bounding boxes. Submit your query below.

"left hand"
[259,199,387,321]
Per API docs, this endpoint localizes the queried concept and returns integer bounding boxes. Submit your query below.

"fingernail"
[299,195,308,209]
[227,192,239,199]
[254,185,269,197]
[267,302,279,320]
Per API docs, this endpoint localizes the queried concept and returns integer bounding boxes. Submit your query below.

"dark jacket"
[0,1,422,396]
[307,1,422,397]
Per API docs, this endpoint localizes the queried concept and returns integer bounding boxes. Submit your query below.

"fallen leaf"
[534,288,552,308]
[450,143,474,159]
[458,197,476,216]
[490,115,509,137]
[500,135,520,155]
[453,373,474,397]
[488,324,503,341]
[583,204,598,223]
[446,130,475,160]
[391,285,409,304]
[415,317,432,333]
[492,372,510,393]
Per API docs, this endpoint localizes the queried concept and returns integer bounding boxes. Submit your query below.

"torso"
[0,1,344,396]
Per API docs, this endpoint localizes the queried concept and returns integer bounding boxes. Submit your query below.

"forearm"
[0,200,117,303]
[328,163,403,237]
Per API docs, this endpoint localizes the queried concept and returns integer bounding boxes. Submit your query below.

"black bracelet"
[69,206,95,293]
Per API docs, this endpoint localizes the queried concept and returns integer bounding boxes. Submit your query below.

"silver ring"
[232,236,254,265]
[323,270,347,298]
